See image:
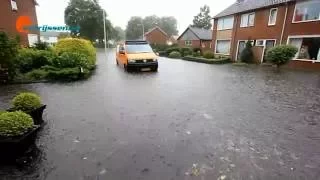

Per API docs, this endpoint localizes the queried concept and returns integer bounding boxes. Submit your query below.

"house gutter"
[280,2,289,44]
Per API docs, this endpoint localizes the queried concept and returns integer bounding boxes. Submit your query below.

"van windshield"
[125,44,153,54]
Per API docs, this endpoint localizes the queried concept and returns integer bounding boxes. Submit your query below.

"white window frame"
[215,39,231,55]
[256,40,265,46]
[11,0,18,11]
[292,0,320,23]
[217,16,234,30]
[287,35,320,62]
[268,8,278,26]
[185,40,192,46]
[235,40,256,61]
[240,12,255,28]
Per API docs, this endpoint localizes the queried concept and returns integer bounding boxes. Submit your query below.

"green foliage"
[0,111,34,137]
[150,44,170,51]
[25,69,48,80]
[203,51,215,59]
[192,51,201,57]
[54,38,96,66]
[34,41,50,50]
[168,51,181,59]
[266,45,298,66]
[125,16,144,40]
[0,111,5,115]
[166,47,180,55]
[180,47,192,57]
[12,92,41,112]
[192,5,212,29]
[15,48,57,73]
[240,41,254,63]
[46,67,89,81]
[52,52,89,68]
[65,0,114,41]
[0,32,19,79]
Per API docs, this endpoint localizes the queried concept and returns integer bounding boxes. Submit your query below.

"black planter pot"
[0,126,40,160]
[29,105,46,126]
[8,105,47,126]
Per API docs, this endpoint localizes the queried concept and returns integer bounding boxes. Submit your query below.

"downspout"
[232,14,238,61]
[280,2,289,45]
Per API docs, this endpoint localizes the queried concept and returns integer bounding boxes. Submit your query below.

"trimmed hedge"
[54,38,96,66]
[168,51,182,59]
[12,92,41,112]
[203,51,215,59]
[46,67,89,81]
[266,45,298,66]
[182,56,231,64]
[51,52,90,69]
[0,111,34,137]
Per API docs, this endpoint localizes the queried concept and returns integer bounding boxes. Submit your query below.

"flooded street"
[0,49,320,180]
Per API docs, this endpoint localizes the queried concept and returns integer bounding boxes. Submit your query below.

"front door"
[263,40,276,62]
[237,41,246,61]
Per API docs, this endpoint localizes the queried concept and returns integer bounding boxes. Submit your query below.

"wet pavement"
[0,49,320,180]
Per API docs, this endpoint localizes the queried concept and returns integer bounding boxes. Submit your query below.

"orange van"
[116,41,158,72]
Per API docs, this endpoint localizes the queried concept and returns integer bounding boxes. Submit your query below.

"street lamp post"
[102,10,107,51]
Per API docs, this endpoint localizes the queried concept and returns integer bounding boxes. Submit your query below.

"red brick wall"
[282,2,320,43]
[200,40,213,52]
[284,60,320,71]
[178,40,201,49]
[145,28,169,45]
[0,0,39,45]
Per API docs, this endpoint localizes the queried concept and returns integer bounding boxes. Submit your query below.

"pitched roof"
[178,26,212,40]
[214,0,295,18]
[144,26,169,37]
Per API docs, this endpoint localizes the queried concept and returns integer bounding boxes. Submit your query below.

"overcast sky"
[36,0,235,34]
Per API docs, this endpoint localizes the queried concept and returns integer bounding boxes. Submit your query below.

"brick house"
[0,0,39,46]
[177,26,213,51]
[212,0,320,69]
[144,26,170,45]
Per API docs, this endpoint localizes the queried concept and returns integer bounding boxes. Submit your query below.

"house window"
[256,40,265,46]
[185,40,192,46]
[293,0,320,23]
[217,16,234,30]
[215,40,231,54]
[28,34,38,47]
[268,8,278,25]
[240,13,255,27]
[288,36,320,60]
[11,0,18,11]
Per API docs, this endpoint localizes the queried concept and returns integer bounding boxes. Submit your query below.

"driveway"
[0,49,319,180]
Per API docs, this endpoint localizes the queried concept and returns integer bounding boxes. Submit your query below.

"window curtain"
[216,40,231,54]
[289,38,302,58]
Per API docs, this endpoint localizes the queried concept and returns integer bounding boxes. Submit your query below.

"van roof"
[125,40,148,45]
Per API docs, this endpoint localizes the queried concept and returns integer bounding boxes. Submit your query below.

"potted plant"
[9,92,46,126]
[0,111,40,159]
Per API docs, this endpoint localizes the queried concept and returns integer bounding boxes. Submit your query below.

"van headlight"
[128,59,136,63]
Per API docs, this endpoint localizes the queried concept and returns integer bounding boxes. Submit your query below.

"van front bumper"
[127,61,158,70]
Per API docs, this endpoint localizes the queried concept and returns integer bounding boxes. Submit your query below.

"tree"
[113,26,125,42]
[125,16,144,40]
[143,15,160,32]
[159,16,178,36]
[64,0,113,42]
[192,5,212,29]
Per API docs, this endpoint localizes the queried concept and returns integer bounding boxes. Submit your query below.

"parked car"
[116,40,158,72]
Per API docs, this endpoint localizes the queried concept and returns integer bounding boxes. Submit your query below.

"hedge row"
[182,56,231,64]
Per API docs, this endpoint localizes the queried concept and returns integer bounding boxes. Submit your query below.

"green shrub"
[15,49,56,73]
[54,38,96,66]
[0,32,19,79]
[180,47,192,57]
[34,41,50,50]
[192,51,201,57]
[40,65,60,71]
[0,111,34,137]
[46,67,88,80]
[240,41,254,63]
[168,51,181,59]
[12,92,41,112]
[266,45,298,66]
[25,69,48,80]
[0,111,5,115]
[203,51,215,59]
[166,47,180,55]
[51,52,89,68]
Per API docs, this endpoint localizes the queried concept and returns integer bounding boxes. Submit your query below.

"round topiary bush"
[54,38,96,66]
[51,52,89,68]
[168,51,182,59]
[12,92,41,112]
[203,51,215,59]
[266,45,298,66]
[0,111,34,137]
[240,41,254,63]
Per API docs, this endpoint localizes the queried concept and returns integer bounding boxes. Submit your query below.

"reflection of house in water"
[212,0,320,70]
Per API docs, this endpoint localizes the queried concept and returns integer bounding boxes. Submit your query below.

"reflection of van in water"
[116,41,158,72]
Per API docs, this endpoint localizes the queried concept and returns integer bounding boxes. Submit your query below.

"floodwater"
[0,49,320,180]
